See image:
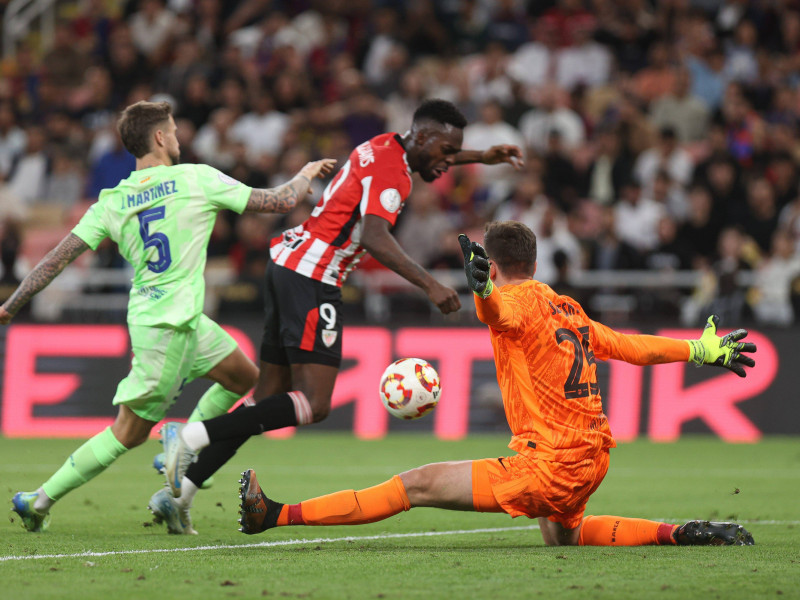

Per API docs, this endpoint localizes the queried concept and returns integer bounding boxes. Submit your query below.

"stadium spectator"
[648,169,688,222]
[542,130,580,211]
[0,102,26,180]
[462,99,525,189]
[555,18,612,91]
[5,125,49,209]
[193,107,239,171]
[649,66,710,143]
[230,93,290,163]
[3,0,800,326]
[362,7,402,91]
[751,229,800,326]
[687,44,728,111]
[633,41,675,103]
[506,17,558,90]
[734,176,780,254]
[85,125,136,199]
[396,187,455,269]
[531,203,583,286]
[129,0,179,64]
[153,38,209,102]
[42,149,84,208]
[676,184,722,265]
[586,206,644,270]
[581,126,634,206]
[519,84,585,154]
[647,216,693,272]
[467,42,515,107]
[633,126,693,199]
[106,25,148,107]
[724,19,759,84]
[492,174,548,233]
[42,21,90,91]
[613,178,666,253]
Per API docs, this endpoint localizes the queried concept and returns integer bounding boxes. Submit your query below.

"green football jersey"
[72,163,252,328]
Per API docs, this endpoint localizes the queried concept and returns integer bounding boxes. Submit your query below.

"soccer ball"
[379,358,441,420]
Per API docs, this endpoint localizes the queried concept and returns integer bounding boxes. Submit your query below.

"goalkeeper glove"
[687,315,756,377]
[458,233,493,299]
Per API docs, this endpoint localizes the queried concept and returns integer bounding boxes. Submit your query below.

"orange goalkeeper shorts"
[472,449,610,529]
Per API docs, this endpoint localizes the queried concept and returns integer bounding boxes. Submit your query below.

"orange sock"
[276,475,411,526]
[578,515,678,546]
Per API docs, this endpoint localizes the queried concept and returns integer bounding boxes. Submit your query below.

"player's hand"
[458,234,493,299]
[426,280,461,314]
[687,315,756,377]
[481,145,523,170]
[299,159,337,192]
[0,306,12,325]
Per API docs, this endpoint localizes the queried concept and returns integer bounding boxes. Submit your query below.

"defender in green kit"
[3,101,335,533]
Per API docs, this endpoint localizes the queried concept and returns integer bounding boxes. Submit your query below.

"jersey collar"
[393,133,412,174]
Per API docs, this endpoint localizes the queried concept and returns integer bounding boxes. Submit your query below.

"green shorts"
[112,314,237,422]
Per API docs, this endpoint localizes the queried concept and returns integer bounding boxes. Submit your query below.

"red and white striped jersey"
[270,133,413,286]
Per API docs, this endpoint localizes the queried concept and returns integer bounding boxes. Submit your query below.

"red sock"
[276,475,411,526]
[578,515,677,546]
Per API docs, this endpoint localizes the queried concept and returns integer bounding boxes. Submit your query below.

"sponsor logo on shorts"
[379,188,402,213]
[321,330,338,348]
[137,285,167,300]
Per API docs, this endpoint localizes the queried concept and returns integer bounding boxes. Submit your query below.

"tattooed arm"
[245,158,337,214]
[0,233,90,324]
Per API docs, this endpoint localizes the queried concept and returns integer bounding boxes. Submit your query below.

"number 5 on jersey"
[138,206,172,273]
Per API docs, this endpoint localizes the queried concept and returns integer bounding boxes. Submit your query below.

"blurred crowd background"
[2,0,800,327]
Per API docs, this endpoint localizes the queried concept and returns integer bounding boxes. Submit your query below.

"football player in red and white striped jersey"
[157,100,523,522]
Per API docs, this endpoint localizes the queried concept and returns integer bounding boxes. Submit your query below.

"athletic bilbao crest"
[321,330,338,347]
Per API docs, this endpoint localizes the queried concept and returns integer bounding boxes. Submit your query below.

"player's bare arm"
[360,214,460,314]
[245,159,337,214]
[0,233,89,324]
[453,145,523,169]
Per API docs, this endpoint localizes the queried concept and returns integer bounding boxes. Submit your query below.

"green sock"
[41,427,128,501]
[188,384,242,422]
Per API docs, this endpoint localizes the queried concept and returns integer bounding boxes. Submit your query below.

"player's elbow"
[359,227,378,253]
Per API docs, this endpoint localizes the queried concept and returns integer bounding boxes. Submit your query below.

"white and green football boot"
[148,488,197,535]
[160,422,197,497]
[11,492,51,532]
[153,451,213,489]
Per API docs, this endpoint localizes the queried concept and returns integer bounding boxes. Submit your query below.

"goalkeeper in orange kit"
[238,221,756,547]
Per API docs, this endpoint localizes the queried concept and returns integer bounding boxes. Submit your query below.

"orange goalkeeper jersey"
[475,280,689,462]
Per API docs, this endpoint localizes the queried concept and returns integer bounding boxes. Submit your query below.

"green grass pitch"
[2,434,799,600]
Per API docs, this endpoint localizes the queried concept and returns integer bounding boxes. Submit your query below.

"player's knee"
[231,363,259,395]
[397,467,432,505]
[308,398,332,423]
[231,368,258,396]
[115,429,150,449]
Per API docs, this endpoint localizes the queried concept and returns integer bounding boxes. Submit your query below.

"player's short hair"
[412,99,467,130]
[118,101,173,158]
[483,221,537,278]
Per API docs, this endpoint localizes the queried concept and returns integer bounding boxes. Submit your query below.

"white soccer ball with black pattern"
[379,358,441,420]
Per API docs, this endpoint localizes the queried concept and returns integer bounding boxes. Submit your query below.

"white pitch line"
[0,525,541,563]
[2,520,796,563]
